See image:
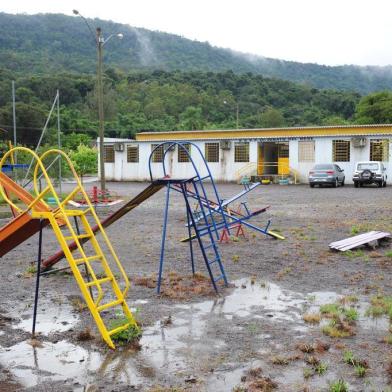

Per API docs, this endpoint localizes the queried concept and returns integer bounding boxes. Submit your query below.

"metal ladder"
[180,180,228,292]
[0,147,139,349]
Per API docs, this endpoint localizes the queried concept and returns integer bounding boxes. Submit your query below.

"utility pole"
[96,27,106,192]
[236,102,239,129]
[73,10,123,193]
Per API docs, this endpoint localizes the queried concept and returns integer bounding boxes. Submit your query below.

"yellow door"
[278,157,289,175]
[257,144,263,175]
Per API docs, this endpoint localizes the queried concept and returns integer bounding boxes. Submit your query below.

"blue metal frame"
[148,142,229,293]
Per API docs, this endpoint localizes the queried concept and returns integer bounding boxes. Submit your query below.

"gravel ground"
[0,182,391,391]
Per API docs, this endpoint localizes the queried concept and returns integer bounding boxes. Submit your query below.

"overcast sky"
[3,0,392,66]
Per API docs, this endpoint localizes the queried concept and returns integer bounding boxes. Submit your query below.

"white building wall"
[101,136,392,184]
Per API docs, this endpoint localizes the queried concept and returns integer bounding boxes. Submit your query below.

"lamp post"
[73,10,123,192]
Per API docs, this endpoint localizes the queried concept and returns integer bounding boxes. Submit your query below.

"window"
[370,139,389,161]
[151,144,164,163]
[104,145,114,163]
[178,143,191,163]
[278,143,289,158]
[298,141,315,162]
[234,142,249,162]
[127,146,139,163]
[332,140,350,162]
[205,143,219,162]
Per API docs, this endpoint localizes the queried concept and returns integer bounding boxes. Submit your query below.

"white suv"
[353,161,387,188]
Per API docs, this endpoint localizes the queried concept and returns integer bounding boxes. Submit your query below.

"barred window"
[104,145,114,163]
[370,139,389,161]
[278,143,289,158]
[298,141,315,162]
[127,146,139,163]
[205,143,219,162]
[178,143,191,163]
[151,144,164,163]
[332,140,350,162]
[234,142,249,162]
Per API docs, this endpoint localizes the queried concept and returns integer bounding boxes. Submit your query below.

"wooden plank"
[329,231,391,251]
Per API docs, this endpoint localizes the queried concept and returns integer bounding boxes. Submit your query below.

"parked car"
[352,161,387,188]
[308,164,345,188]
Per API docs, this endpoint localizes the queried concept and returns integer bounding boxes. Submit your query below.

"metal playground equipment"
[0,147,139,349]
[149,141,230,294]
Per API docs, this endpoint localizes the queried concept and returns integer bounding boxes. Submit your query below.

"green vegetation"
[109,316,142,345]
[366,295,392,320]
[329,379,349,392]
[320,302,358,338]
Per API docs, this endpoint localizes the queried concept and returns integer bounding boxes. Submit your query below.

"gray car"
[308,164,345,188]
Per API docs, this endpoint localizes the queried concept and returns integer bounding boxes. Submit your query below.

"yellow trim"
[136,124,392,141]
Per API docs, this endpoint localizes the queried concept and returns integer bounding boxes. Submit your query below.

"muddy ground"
[0,182,391,391]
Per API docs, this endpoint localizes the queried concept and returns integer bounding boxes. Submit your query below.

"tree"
[69,144,97,182]
[179,106,204,130]
[258,107,286,128]
[355,91,392,124]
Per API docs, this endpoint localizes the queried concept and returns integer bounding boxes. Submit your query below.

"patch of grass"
[322,320,355,338]
[271,356,289,365]
[303,367,314,379]
[366,295,392,320]
[320,303,340,317]
[345,249,365,259]
[314,362,328,376]
[232,255,240,263]
[303,313,321,324]
[343,350,355,365]
[329,379,349,392]
[385,250,392,258]
[109,315,142,345]
[350,225,360,235]
[342,308,359,322]
[355,364,367,377]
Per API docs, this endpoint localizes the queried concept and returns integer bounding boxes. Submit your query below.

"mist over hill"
[1,12,392,94]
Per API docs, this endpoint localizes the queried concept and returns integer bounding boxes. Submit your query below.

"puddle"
[13,297,79,334]
[2,280,390,390]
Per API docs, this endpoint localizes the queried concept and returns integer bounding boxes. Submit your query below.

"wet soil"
[0,182,392,391]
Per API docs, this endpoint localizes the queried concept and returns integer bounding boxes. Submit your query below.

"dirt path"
[0,182,391,391]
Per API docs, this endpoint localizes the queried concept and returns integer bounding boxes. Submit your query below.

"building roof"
[135,124,392,142]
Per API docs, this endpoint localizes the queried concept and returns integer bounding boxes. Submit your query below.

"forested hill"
[1,12,392,94]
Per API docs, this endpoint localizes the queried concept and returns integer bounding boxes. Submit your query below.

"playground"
[0,173,391,391]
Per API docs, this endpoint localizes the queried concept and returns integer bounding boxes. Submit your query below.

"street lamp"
[73,9,123,192]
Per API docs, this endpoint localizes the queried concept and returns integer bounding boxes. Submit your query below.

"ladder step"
[74,255,103,265]
[214,274,225,283]
[208,258,218,265]
[85,276,112,287]
[58,210,85,217]
[108,322,134,336]
[204,243,217,250]
[96,298,124,312]
[64,233,91,241]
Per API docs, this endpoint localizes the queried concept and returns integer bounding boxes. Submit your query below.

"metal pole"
[12,81,17,154]
[96,27,106,192]
[32,219,44,337]
[157,184,171,294]
[236,102,239,129]
[57,89,62,197]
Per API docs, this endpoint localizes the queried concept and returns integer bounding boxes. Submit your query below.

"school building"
[99,124,392,184]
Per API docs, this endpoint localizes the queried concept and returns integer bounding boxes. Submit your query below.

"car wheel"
[359,183,363,187]
[341,177,345,186]
[354,181,358,188]
[377,181,383,188]
[383,180,387,187]
[332,178,338,188]
[310,184,315,188]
